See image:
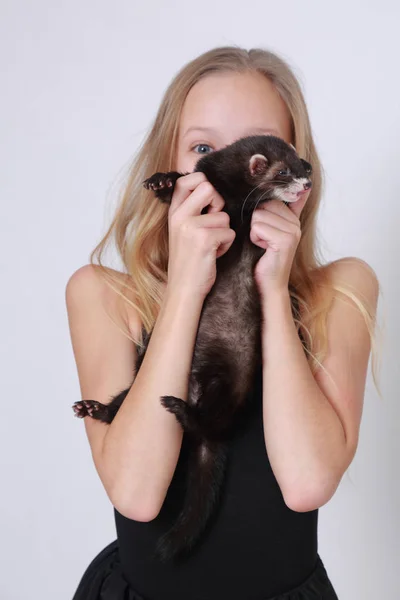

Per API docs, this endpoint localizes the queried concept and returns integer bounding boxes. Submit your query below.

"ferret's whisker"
[254,191,270,209]
[240,182,265,223]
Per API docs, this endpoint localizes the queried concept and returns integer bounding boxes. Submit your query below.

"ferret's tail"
[153,439,228,563]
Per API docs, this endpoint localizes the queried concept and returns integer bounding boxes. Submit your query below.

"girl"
[66,46,380,599]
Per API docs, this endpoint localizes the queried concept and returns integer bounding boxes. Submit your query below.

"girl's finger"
[251,207,299,234]
[287,190,311,219]
[256,199,300,225]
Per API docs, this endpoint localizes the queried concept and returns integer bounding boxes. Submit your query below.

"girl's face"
[175,70,293,173]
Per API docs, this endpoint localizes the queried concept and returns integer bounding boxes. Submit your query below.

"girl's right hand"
[166,172,236,299]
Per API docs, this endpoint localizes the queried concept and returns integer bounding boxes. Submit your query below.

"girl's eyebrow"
[183,126,280,138]
[183,126,217,138]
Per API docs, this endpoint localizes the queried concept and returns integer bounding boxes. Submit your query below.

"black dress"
[72,364,339,599]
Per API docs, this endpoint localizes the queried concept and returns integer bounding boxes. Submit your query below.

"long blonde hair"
[90,46,382,396]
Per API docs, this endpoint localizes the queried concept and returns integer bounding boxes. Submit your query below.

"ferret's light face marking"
[273,177,311,203]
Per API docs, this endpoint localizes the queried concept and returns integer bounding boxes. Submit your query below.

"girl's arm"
[260,259,379,512]
[66,265,204,521]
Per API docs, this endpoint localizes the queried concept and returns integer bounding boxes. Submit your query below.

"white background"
[1,1,398,598]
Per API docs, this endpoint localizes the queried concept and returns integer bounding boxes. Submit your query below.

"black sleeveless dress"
[72,364,339,599]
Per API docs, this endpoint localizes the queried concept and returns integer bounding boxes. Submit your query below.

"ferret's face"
[246,144,312,205]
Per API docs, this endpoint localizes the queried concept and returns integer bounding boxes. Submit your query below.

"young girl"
[66,46,379,599]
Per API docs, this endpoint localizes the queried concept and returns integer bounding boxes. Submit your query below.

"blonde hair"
[90,45,382,397]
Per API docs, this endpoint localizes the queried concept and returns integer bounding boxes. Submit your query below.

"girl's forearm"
[260,289,347,512]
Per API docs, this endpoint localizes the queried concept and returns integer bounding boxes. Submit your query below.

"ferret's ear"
[249,154,268,176]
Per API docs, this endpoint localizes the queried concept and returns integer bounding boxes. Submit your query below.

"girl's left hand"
[250,190,310,300]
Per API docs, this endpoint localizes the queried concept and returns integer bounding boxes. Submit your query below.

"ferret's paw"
[72,400,101,418]
[160,396,204,439]
[160,395,186,419]
[143,172,181,203]
[143,173,174,191]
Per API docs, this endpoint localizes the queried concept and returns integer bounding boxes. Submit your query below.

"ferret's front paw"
[72,400,102,419]
[143,171,182,203]
[143,173,174,191]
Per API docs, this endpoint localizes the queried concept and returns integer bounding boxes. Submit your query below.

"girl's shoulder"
[66,264,144,341]
[319,257,379,295]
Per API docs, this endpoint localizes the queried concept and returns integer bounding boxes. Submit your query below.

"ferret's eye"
[278,168,290,176]
[192,144,213,154]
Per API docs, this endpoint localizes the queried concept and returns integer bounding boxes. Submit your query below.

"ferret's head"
[195,134,312,213]
[246,136,312,205]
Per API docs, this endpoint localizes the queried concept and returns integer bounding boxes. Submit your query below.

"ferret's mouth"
[283,189,308,203]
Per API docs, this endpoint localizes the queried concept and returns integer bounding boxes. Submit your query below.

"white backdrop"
[1,1,398,598]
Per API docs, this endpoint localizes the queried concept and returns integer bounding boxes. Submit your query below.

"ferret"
[72,134,312,563]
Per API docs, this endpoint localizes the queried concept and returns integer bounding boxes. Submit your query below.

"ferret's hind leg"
[160,396,212,442]
[160,395,206,441]
[72,400,114,423]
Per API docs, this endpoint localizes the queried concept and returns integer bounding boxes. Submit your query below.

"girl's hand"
[166,173,236,300]
[250,190,311,299]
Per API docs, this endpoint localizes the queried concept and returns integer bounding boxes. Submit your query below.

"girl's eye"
[192,143,213,154]
[278,168,290,176]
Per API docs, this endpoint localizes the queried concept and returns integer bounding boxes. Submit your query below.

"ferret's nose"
[304,181,312,190]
